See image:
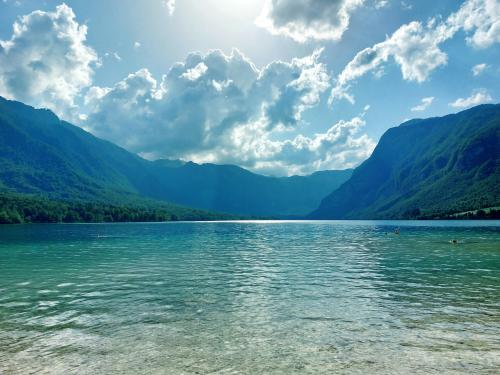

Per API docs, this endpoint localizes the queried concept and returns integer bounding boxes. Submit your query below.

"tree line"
[401,207,500,220]
[0,193,231,224]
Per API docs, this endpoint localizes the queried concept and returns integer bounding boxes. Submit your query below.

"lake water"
[0,221,499,374]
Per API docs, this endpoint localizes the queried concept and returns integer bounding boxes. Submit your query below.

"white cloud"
[0,3,376,175]
[0,4,97,119]
[256,0,365,43]
[330,0,500,105]
[134,41,141,49]
[447,0,500,49]
[472,63,488,76]
[254,116,376,175]
[330,20,450,104]
[181,62,208,81]
[411,96,434,112]
[81,49,372,175]
[375,1,389,9]
[162,0,175,16]
[104,52,121,61]
[449,88,493,109]
[84,48,330,146]
[84,86,111,107]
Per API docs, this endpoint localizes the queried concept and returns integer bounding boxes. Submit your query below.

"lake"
[0,221,499,374]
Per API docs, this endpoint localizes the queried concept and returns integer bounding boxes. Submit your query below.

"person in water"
[394,228,400,235]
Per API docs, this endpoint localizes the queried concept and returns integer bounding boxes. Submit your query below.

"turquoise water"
[0,221,499,374]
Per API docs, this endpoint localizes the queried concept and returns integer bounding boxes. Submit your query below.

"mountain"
[0,96,352,217]
[0,97,162,202]
[310,104,500,219]
[147,162,352,217]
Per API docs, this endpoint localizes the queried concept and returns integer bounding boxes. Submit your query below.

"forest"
[0,193,236,224]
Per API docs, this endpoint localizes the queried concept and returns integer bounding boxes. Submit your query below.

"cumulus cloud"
[252,116,376,175]
[256,0,365,43]
[181,62,208,81]
[472,63,488,76]
[449,88,493,109]
[447,0,500,48]
[81,49,372,175]
[411,97,434,112]
[330,20,450,104]
[162,0,175,16]
[330,0,500,105]
[0,3,374,175]
[0,4,97,119]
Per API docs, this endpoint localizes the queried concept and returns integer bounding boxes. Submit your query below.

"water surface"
[0,221,499,374]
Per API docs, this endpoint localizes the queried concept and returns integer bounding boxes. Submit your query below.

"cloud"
[411,96,434,112]
[0,3,374,175]
[103,51,121,61]
[401,1,412,11]
[162,0,175,16]
[447,0,500,48]
[330,20,450,104]
[253,116,376,175]
[330,0,500,105]
[472,63,488,76]
[180,62,208,81]
[375,1,389,9]
[256,0,365,43]
[449,88,493,109]
[81,49,372,175]
[0,4,97,119]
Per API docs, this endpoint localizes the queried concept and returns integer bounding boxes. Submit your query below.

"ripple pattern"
[0,221,499,374]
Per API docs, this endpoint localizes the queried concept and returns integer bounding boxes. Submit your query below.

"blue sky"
[0,0,499,175]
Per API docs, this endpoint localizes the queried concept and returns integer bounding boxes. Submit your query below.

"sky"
[0,0,499,176]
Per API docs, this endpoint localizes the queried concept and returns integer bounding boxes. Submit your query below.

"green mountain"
[310,104,500,219]
[148,162,352,217]
[0,96,351,217]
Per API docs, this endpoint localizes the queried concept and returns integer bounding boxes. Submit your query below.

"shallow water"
[0,221,499,374]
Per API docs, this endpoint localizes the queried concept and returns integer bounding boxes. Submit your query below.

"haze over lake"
[1,221,499,374]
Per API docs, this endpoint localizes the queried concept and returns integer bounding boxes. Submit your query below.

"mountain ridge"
[0,96,352,217]
[310,103,500,219]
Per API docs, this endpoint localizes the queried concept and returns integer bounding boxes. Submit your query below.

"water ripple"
[0,221,499,374]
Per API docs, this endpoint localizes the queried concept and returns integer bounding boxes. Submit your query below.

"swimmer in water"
[450,239,458,244]
[394,228,400,235]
